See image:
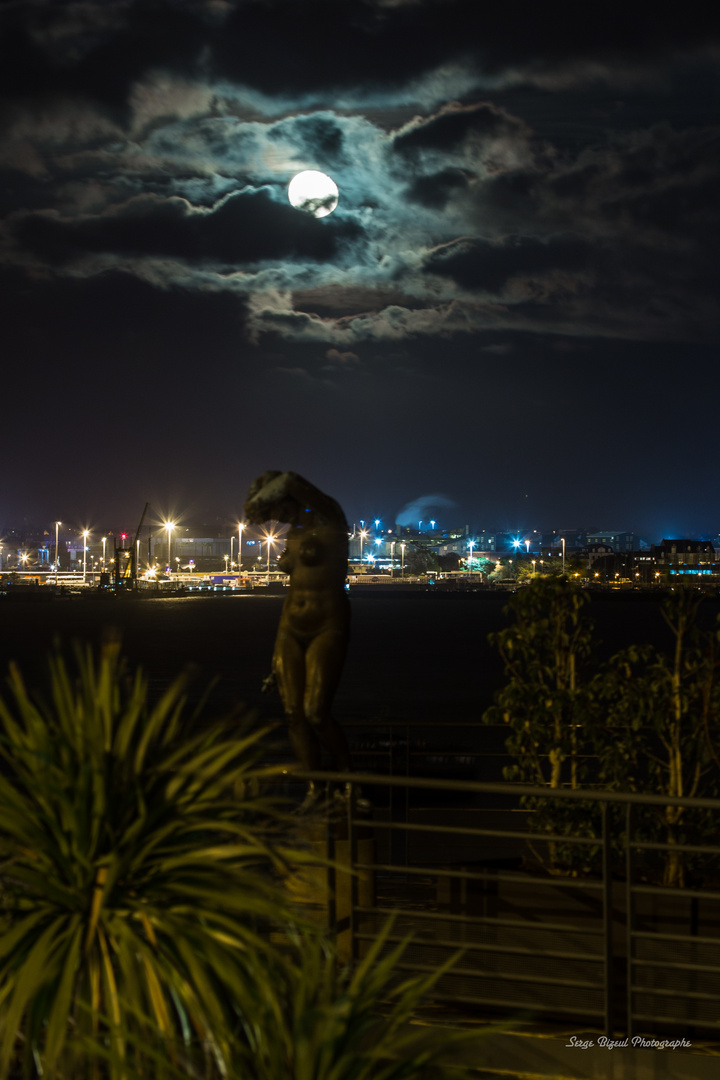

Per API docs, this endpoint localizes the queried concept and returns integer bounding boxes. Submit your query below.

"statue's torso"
[280,522,349,638]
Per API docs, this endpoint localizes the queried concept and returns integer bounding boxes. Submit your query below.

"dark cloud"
[404,168,470,208]
[270,115,348,166]
[0,3,204,122]
[13,189,364,265]
[393,102,529,156]
[423,234,595,293]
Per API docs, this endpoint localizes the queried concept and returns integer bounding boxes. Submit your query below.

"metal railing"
[295,770,720,1040]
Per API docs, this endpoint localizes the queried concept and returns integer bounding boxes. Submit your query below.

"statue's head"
[244,471,300,525]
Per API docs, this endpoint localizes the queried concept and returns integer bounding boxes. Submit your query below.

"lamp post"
[468,539,475,573]
[102,536,107,569]
[55,521,61,584]
[359,529,368,566]
[165,522,175,571]
[82,530,89,583]
[561,537,566,576]
[400,542,406,579]
[532,560,536,579]
[238,522,245,573]
[266,535,276,579]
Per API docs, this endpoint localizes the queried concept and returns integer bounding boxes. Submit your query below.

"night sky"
[2,1,719,540]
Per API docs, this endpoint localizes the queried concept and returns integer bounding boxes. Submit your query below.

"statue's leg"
[274,627,322,771]
[304,629,352,771]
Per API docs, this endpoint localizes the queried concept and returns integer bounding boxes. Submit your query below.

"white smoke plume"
[395,494,458,527]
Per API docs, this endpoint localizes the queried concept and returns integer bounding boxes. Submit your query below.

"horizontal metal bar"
[356,905,605,936]
[427,989,605,1017]
[630,1012,720,1031]
[630,984,720,1003]
[298,769,720,810]
[366,818,600,846]
[393,959,602,991]
[630,883,720,901]
[632,930,720,947]
[353,930,605,964]
[631,958,720,975]
[629,840,720,855]
[358,861,605,890]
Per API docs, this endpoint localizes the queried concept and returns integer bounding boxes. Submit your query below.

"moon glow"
[288,170,339,217]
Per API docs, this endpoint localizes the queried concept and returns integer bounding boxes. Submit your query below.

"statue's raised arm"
[244,471,352,788]
[244,470,349,532]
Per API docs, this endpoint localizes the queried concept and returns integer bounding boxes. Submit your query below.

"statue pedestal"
[284,818,375,962]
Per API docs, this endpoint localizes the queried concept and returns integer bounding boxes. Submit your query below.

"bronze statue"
[244,471,352,779]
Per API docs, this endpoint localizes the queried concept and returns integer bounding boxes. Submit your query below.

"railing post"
[625,801,633,1038]
[326,781,337,940]
[405,722,410,868]
[601,801,614,1036]
[348,785,359,963]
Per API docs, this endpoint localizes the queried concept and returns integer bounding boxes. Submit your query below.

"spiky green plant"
[0,640,300,1079]
[226,919,498,1080]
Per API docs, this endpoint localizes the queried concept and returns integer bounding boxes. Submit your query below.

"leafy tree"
[483,578,600,873]
[592,590,720,886]
[437,552,460,572]
[405,546,439,575]
[484,580,720,882]
[487,557,517,582]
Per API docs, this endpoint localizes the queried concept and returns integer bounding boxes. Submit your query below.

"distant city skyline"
[2,511,719,550]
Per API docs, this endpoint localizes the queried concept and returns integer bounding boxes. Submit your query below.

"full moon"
[288,170,339,217]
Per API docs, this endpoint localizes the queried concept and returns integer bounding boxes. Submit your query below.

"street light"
[400,542,406,579]
[468,539,475,573]
[532,560,536,578]
[165,524,174,574]
[238,521,245,573]
[561,537,566,576]
[82,530,89,583]
[102,536,107,568]
[266,535,276,578]
[55,521,61,584]
[359,529,368,565]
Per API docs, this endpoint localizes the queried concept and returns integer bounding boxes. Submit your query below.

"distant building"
[586,531,637,552]
[586,543,614,567]
[651,539,717,577]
